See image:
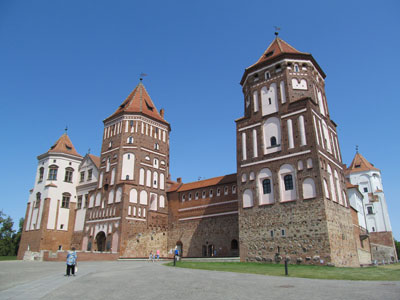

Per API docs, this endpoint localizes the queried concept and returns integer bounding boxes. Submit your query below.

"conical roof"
[347,152,379,174]
[240,36,325,85]
[105,81,168,125]
[252,37,306,67]
[47,133,82,158]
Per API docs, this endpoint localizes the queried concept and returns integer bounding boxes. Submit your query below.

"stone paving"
[0,260,399,300]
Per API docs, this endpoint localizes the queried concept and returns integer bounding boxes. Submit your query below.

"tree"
[395,239,400,261]
[0,211,23,256]
[0,210,15,256]
[13,218,24,255]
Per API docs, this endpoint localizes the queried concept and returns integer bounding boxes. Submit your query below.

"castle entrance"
[96,231,106,252]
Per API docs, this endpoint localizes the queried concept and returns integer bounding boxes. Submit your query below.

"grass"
[165,261,400,281]
[0,256,17,261]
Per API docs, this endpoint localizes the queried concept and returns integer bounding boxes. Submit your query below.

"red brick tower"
[82,80,171,257]
[236,36,359,266]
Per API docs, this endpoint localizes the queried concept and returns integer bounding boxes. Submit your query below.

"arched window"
[302,178,316,199]
[48,165,58,180]
[38,167,44,182]
[262,179,271,194]
[61,193,71,208]
[129,188,137,203]
[127,136,133,144]
[243,189,254,208]
[108,189,114,204]
[35,192,41,208]
[140,190,148,205]
[284,175,293,190]
[279,164,297,202]
[231,239,238,250]
[115,187,122,203]
[64,167,74,183]
[270,136,277,146]
[294,64,299,72]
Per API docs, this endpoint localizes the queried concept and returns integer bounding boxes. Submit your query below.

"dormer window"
[65,145,72,150]
[264,51,274,58]
[355,164,361,168]
[145,100,154,111]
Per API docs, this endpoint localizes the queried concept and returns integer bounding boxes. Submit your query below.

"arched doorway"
[176,241,183,257]
[96,231,106,252]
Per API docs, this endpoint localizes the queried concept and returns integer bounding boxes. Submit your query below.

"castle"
[18,36,397,266]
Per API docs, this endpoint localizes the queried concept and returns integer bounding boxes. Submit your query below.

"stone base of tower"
[369,232,398,263]
[119,212,169,258]
[167,214,239,258]
[238,197,359,267]
[325,200,359,267]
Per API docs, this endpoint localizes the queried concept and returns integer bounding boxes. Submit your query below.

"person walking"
[65,247,77,277]
[156,249,160,261]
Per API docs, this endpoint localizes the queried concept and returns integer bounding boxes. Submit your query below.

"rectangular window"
[48,168,58,180]
[270,230,274,238]
[367,206,373,215]
[281,229,286,237]
[64,170,73,183]
[88,169,93,181]
[61,195,70,208]
[77,195,82,209]
[363,187,368,193]
[84,194,89,208]
[80,171,85,182]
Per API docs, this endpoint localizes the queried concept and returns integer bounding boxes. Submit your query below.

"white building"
[346,152,397,263]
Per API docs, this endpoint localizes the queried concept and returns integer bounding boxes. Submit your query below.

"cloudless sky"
[0,0,399,239]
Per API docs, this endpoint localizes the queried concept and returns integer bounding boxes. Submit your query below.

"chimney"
[160,108,164,118]
[177,177,182,183]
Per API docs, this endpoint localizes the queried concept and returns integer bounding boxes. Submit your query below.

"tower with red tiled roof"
[346,152,397,262]
[18,133,83,259]
[236,35,359,266]
[81,80,171,257]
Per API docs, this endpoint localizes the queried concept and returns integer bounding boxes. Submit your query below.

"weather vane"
[65,125,68,133]
[274,26,281,37]
[356,145,359,153]
[139,73,148,81]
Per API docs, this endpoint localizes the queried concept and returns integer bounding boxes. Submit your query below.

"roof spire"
[65,125,68,134]
[139,73,147,81]
[274,26,281,38]
[356,145,359,153]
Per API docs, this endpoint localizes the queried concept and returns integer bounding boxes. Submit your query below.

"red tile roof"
[106,81,169,125]
[346,152,379,174]
[47,133,82,158]
[240,37,325,85]
[177,174,237,192]
[88,154,100,169]
[250,37,306,68]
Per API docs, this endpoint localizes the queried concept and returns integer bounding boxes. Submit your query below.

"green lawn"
[0,256,17,261]
[165,261,400,281]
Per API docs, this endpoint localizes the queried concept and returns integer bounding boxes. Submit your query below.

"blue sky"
[0,0,399,239]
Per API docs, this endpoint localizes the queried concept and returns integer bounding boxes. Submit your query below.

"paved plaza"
[0,260,399,300]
